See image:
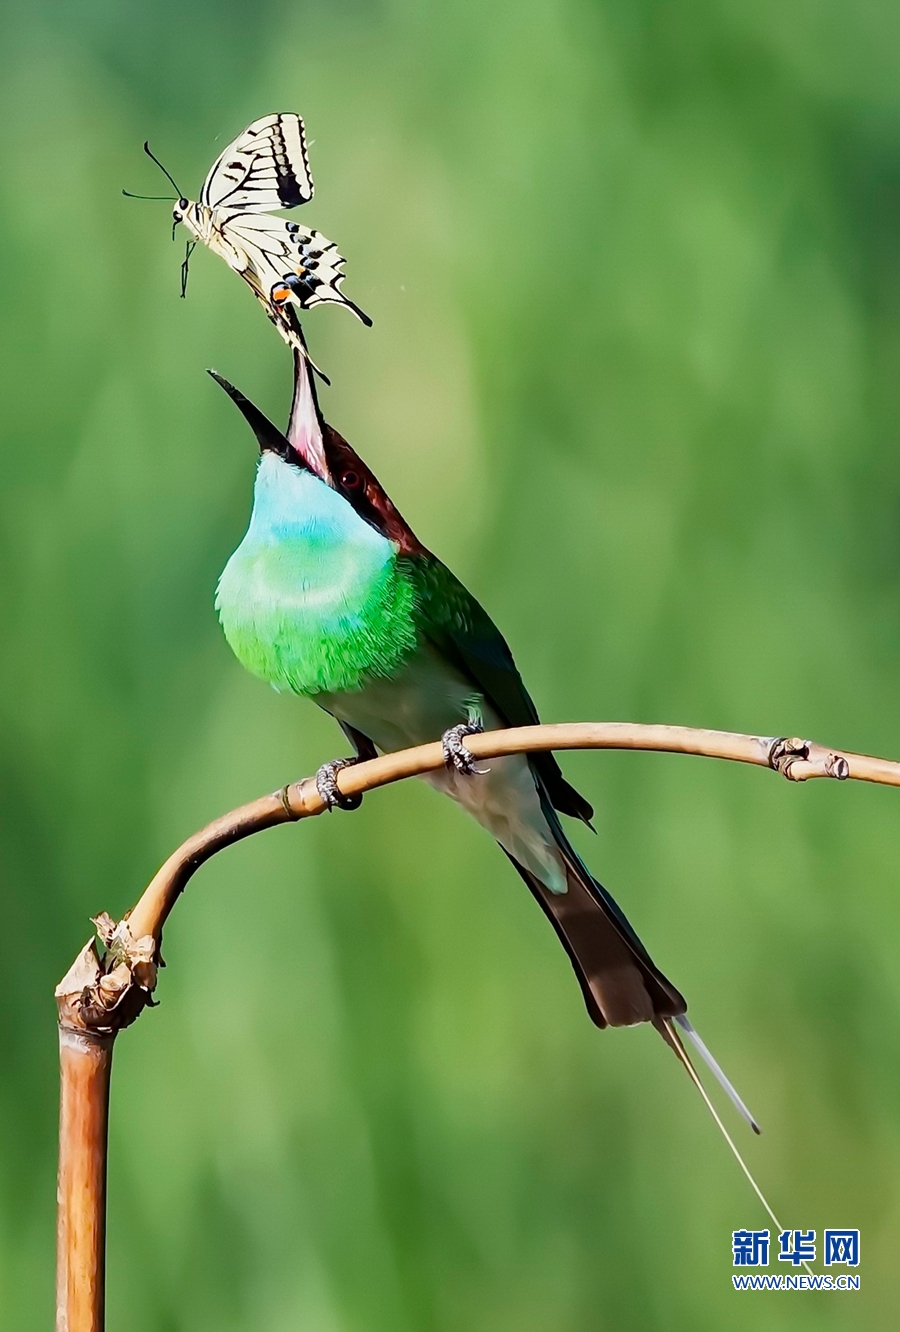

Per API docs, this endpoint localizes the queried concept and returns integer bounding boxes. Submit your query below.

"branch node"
[768,736,810,780]
[277,783,300,819]
[56,916,159,1035]
[284,777,327,817]
[768,736,851,782]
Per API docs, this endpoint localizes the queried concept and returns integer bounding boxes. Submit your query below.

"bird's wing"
[316,422,594,826]
[409,555,595,825]
[338,720,378,762]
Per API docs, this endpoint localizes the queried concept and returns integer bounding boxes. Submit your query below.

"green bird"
[210,343,758,1131]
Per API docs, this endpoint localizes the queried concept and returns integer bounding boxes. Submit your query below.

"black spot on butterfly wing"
[276,169,306,208]
[271,120,308,207]
[201,115,312,213]
[283,272,323,302]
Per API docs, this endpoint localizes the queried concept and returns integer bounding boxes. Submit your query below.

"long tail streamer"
[659,1017,813,1278]
[675,1014,761,1134]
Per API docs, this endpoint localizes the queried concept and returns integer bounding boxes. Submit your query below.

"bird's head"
[210,357,427,556]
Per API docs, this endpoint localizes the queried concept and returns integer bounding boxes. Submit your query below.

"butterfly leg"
[180,240,196,299]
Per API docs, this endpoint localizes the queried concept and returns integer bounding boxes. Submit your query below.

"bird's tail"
[504,844,687,1029]
[670,1013,759,1132]
[508,807,801,1241]
[656,1015,808,1266]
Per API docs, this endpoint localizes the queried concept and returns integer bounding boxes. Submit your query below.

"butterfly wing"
[223,213,371,325]
[200,113,314,214]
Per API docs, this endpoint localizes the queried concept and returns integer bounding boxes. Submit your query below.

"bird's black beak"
[208,371,301,465]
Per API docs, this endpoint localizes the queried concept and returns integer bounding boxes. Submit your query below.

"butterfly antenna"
[180,241,196,299]
[657,1018,814,1278]
[122,191,177,201]
[143,141,185,199]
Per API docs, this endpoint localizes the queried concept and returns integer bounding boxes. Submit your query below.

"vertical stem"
[56,1026,114,1332]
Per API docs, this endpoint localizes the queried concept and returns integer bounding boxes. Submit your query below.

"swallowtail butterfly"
[138,114,371,347]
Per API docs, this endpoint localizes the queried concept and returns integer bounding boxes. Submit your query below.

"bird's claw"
[442,722,488,776]
[315,758,363,811]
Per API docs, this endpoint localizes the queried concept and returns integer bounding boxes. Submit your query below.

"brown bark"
[55,1025,113,1332]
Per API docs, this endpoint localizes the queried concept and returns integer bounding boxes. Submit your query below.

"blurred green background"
[1,0,899,1326]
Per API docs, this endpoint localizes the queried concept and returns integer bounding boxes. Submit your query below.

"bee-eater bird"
[210,343,760,1140]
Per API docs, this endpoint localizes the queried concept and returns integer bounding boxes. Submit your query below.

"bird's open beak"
[287,348,329,479]
[281,307,329,479]
[208,371,301,465]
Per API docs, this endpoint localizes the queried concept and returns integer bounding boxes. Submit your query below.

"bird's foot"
[315,757,363,811]
[442,722,488,776]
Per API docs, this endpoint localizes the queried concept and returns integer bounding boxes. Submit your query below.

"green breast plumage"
[216,453,417,695]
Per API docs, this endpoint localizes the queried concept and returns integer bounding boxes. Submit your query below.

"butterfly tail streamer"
[339,294,373,328]
[251,288,329,380]
[281,234,373,327]
[283,306,331,386]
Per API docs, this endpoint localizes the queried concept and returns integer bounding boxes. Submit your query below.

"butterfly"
[132,114,371,349]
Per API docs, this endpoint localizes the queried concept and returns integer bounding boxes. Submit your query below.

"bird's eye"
[340,470,361,490]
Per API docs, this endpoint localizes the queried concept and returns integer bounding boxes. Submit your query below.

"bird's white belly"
[421,758,567,893]
[319,643,567,892]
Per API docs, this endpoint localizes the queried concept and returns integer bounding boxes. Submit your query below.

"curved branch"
[129,722,900,945]
[57,721,900,1036]
[52,718,900,1330]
